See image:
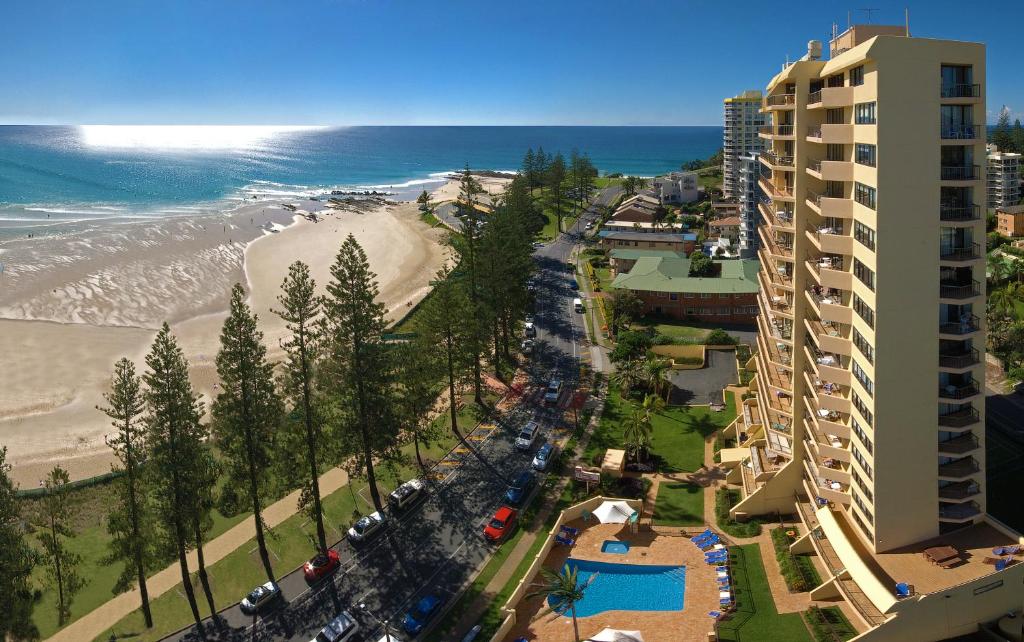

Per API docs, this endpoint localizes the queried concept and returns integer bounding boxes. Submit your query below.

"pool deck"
[505,520,722,642]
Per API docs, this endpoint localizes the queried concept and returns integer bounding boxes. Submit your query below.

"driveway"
[666,348,738,406]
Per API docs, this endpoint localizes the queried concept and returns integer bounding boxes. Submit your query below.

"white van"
[573,298,584,313]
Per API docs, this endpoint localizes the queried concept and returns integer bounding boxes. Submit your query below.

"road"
[162,190,613,642]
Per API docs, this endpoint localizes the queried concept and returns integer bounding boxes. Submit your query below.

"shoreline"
[0,192,452,486]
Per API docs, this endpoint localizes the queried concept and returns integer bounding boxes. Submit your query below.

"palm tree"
[643,358,671,398]
[640,392,666,419]
[611,359,643,397]
[607,289,643,337]
[988,253,1009,286]
[622,409,653,461]
[527,564,597,642]
[989,282,1024,319]
[636,177,649,192]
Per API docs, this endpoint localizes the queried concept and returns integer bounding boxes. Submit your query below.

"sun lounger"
[996,558,1013,572]
[560,525,580,538]
[554,535,575,546]
[715,565,729,572]
[708,611,724,619]
[993,545,1022,556]
[691,529,713,542]
[895,582,912,598]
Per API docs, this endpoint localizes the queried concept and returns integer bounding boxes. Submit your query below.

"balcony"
[939,314,980,336]
[759,251,794,290]
[804,457,851,504]
[939,280,981,300]
[938,480,981,501]
[806,317,851,356]
[806,258,852,291]
[764,93,796,109]
[757,320,792,368]
[938,378,980,400]
[939,243,981,262]
[758,226,794,261]
[805,288,853,325]
[760,150,794,170]
[806,124,854,145]
[759,201,795,231]
[939,347,980,370]
[941,84,981,99]
[939,501,982,523]
[760,287,794,321]
[805,341,851,386]
[807,159,854,182]
[804,369,851,415]
[760,125,795,139]
[806,190,853,218]
[807,86,853,109]
[940,165,981,181]
[940,125,978,140]
[938,407,980,429]
[807,226,853,255]
[759,176,795,201]
[938,433,980,456]
[939,204,980,222]
[938,456,980,480]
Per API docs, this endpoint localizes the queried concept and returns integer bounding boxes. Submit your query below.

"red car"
[484,506,518,543]
[303,549,340,583]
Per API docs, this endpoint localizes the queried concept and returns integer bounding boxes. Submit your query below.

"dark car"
[532,442,558,471]
[403,594,442,636]
[303,549,341,583]
[504,471,536,506]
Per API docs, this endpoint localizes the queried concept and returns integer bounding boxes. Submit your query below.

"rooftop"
[611,256,759,294]
[710,216,742,227]
[610,248,687,261]
[603,231,697,243]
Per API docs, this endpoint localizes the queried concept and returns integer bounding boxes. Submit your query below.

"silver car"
[312,611,360,642]
[240,580,281,614]
[347,511,386,543]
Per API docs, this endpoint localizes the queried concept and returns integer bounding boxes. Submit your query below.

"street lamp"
[358,602,396,642]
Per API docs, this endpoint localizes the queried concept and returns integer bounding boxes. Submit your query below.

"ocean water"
[0,125,721,236]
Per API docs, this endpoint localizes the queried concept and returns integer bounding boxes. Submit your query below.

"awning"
[589,628,644,642]
[592,500,638,524]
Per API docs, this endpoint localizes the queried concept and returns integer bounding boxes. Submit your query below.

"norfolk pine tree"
[274,261,329,554]
[0,447,39,641]
[322,235,398,513]
[143,324,206,630]
[190,446,219,619]
[212,284,283,583]
[547,152,568,232]
[395,339,444,472]
[99,358,156,628]
[36,467,84,627]
[450,164,488,404]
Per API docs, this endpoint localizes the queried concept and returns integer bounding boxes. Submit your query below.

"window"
[853,294,874,328]
[853,492,874,525]
[853,444,873,480]
[669,293,678,301]
[855,143,876,167]
[853,360,874,397]
[852,510,873,539]
[853,469,873,501]
[700,293,712,299]
[686,307,698,315]
[854,221,876,251]
[855,102,876,124]
[854,182,876,210]
[853,327,874,364]
[852,391,873,426]
[850,65,864,86]
[718,307,730,315]
[852,417,874,455]
[854,259,875,291]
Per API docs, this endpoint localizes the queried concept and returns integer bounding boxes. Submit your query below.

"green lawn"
[594,266,613,292]
[716,544,812,642]
[653,482,704,526]
[594,177,624,189]
[640,321,711,341]
[584,384,736,472]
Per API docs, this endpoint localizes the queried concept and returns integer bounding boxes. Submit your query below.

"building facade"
[737,151,764,257]
[600,231,697,255]
[987,145,1021,210]
[652,171,699,204]
[995,204,1024,237]
[723,90,768,200]
[718,26,1024,641]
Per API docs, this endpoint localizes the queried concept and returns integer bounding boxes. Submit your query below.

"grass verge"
[716,544,811,641]
[653,482,704,526]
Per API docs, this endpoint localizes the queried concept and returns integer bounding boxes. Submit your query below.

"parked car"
[532,442,558,471]
[586,222,595,230]
[521,339,534,355]
[483,506,518,543]
[524,314,535,324]
[389,478,425,510]
[524,321,537,338]
[347,511,386,543]
[573,297,584,312]
[312,611,360,642]
[303,549,341,583]
[240,581,281,615]
[505,471,536,506]
[514,421,541,451]
[403,594,443,636]
[544,378,563,405]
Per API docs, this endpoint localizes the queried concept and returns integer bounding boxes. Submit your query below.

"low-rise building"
[608,194,661,223]
[996,204,1024,237]
[987,145,1021,210]
[608,248,686,276]
[652,171,699,204]
[610,256,759,323]
[599,231,697,255]
[709,215,742,244]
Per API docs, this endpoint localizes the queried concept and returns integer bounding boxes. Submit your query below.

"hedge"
[715,487,762,537]
[804,605,858,641]
[770,527,821,592]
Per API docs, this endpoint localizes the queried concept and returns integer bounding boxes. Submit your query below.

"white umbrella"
[589,628,644,642]
[591,500,637,524]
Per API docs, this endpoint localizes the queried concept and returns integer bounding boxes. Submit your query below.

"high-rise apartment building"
[721,25,1024,641]
[737,151,763,257]
[723,90,768,200]
[987,144,1021,209]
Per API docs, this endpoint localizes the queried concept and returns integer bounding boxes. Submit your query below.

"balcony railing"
[766,93,796,107]
[939,456,980,478]
[807,159,822,173]
[939,280,981,299]
[939,204,980,222]
[941,125,976,139]
[939,348,980,369]
[939,314,980,335]
[940,501,982,521]
[938,481,981,500]
[940,243,981,261]
[762,150,794,167]
[760,125,794,136]
[807,126,822,139]
[938,406,980,428]
[940,165,980,181]
[939,378,980,400]
[807,89,822,105]
[941,83,981,98]
[938,433,980,455]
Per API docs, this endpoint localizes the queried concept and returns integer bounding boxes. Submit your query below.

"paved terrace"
[505,521,722,642]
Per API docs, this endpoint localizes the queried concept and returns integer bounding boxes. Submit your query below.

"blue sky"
[1,0,1020,126]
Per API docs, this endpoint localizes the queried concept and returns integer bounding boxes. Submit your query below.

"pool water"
[601,540,630,554]
[547,558,685,616]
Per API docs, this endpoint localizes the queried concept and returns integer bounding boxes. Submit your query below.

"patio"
[504,520,723,642]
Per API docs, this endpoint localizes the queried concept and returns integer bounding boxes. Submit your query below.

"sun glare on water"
[78,125,324,150]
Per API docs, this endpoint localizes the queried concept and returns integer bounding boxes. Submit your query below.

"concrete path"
[48,467,349,642]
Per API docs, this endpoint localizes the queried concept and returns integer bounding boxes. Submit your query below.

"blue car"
[404,594,442,635]
[504,471,536,506]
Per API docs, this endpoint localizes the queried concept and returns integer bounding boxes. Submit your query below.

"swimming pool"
[600,540,630,554]
[547,558,685,616]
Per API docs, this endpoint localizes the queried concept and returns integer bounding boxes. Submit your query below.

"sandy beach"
[0,195,449,486]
